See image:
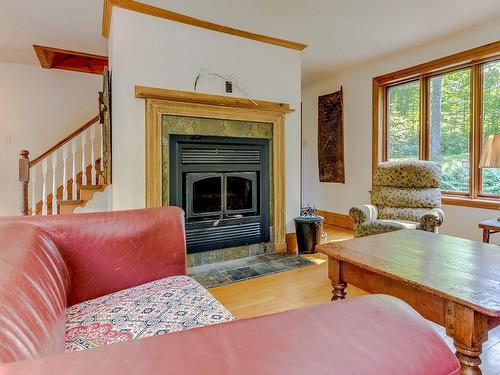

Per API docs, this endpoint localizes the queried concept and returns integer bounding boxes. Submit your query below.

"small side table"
[479,218,500,243]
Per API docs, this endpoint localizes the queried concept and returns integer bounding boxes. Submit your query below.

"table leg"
[482,229,490,244]
[445,301,489,375]
[328,258,347,301]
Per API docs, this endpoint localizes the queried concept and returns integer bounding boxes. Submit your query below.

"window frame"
[373,41,500,209]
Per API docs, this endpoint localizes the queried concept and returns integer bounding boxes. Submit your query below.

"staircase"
[19,115,110,216]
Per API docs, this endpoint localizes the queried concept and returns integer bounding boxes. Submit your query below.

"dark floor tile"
[221,267,261,281]
[190,270,231,288]
[189,253,315,288]
[263,253,294,261]
[252,260,287,275]
[276,256,314,268]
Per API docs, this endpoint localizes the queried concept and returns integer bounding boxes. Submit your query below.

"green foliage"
[388,61,500,195]
[388,81,420,160]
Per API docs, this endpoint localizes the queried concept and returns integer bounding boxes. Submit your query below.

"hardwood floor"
[209,224,500,374]
[210,224,361,319]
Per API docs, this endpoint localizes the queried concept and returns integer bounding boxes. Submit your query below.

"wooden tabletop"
[479,218,500,230]
[317,230,500,317]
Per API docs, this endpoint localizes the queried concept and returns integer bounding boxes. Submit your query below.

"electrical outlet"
[3,136,12,145]
[225,81,233,93]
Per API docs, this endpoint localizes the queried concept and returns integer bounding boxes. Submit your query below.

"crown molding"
[102,0,307,51]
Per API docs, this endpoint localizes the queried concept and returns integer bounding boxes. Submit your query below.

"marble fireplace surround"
[136,86,294,254]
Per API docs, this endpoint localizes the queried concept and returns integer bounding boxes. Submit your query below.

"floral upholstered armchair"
[349,160,444,238]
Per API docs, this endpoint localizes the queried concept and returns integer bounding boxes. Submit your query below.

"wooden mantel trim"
[141,93,290,252]
[102,0,307,51]
[135,86,295,114]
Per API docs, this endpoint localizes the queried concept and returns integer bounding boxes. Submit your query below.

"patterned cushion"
[373,161,441,188]
[65,275,234,352]
[378,206,431,222]
[370,187,441,208]
[354,219,421,238]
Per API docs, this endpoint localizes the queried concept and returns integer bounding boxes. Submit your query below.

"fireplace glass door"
[225,172,257,215]
[187,173,223,218]
[186,172,257,220]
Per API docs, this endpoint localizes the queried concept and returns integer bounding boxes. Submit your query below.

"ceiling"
[2,0,500,83]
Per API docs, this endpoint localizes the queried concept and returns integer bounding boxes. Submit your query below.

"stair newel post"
[81,130,87,186]
[31,164,37,216]
[18,150,30,216]
[62,144,68,200]
[41,158,48,215]
[90,125,97,185]
[71,139,77,199]
[51,152,58,215]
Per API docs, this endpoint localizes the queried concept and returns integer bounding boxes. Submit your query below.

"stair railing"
[19,115,103,216]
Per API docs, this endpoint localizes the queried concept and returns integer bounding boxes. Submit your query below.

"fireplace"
[169,135,270,253]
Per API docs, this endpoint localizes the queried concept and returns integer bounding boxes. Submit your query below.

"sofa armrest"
[4,207,187,306]
[420,208,444,232]
[349,205,378,226]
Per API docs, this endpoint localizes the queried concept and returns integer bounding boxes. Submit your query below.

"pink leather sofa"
[0,207,460,374]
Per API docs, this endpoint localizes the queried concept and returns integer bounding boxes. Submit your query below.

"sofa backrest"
[3,207,187,307]
[0,222,69,363]
[371,161,442,221]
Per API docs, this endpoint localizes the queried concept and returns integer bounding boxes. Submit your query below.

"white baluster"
[31,166,37,216]
[51,152,58,215]
[71,139,77,199]
[41,159,48,216]
[81,131,87,186]
[62,144,68,200]
[90,125,96,185]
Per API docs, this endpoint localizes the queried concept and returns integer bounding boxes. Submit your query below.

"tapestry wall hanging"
[318,87,345,183]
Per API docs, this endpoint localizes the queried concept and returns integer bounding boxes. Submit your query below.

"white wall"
[302,17,500,242]
[0,62,101,216]
[109,8,302,231]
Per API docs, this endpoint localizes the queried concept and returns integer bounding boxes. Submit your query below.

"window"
[387,81,420,161]
[429,69,471,193]
[482,60,500,196]
[375,42,500,208]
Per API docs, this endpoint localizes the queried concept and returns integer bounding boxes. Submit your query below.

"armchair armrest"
[420,208,444,232]
[4,207,187,306]
[349,205,378,226]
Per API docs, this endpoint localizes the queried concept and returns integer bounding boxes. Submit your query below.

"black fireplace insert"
[169,135,270,253]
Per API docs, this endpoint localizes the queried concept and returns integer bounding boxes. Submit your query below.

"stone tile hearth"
[188,253,314,288]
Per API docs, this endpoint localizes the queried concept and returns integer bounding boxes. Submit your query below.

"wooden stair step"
[78,184,106,201]
[58,199,84,215]
[59,199,84,205]
[77,184,105,190]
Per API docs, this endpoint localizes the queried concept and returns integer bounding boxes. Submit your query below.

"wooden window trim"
[372,40,500,210]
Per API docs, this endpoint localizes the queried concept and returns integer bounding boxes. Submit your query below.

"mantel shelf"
[135,86,294,114]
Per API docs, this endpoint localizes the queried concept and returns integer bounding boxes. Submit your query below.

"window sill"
[442,195,500,210]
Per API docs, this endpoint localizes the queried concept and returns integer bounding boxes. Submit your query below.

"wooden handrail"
[29,115,100,168]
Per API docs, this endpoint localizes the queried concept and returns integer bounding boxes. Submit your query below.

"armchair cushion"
[66,275,234,352]
[378,207,431,222]
[371,186,441,208]
[355,220,421,238]
[373,160,440,188]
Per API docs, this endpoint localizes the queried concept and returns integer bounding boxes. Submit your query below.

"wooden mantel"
[135,86,294,114]
[136,86,293,252]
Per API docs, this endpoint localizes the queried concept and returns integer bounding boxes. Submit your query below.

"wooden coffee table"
[317,230,500,375]
[479,218,500,243]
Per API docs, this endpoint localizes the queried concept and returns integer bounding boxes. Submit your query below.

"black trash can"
[294,216,324,253]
